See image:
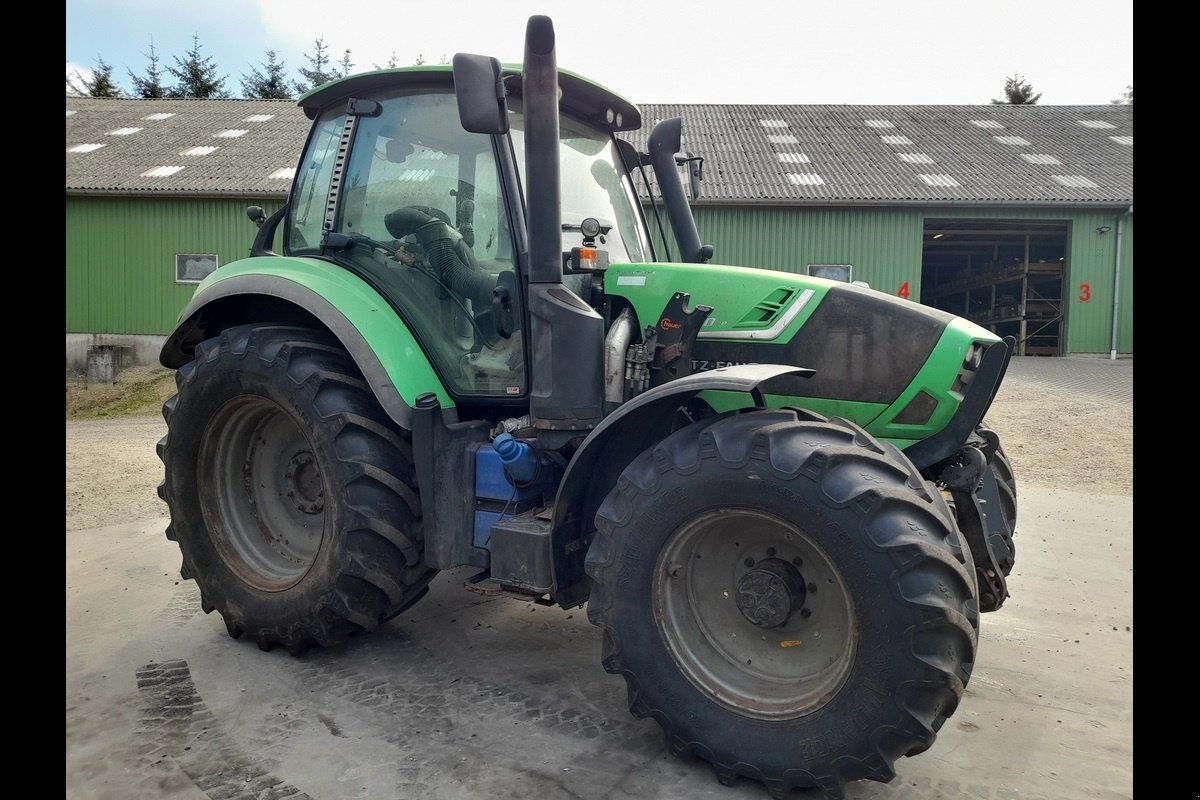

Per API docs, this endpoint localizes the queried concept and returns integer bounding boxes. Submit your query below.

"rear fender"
[548,364,812,607]
[159,257,452,429]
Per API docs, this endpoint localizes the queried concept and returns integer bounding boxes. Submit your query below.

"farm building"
[66,92,1131,369]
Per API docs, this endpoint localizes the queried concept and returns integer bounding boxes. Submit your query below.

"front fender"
[548,364,812,606]
[160,257,451,429]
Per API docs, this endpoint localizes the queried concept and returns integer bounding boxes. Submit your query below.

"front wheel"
[585,409,978,799]
[989,444,1018,575]
[156,324,437,655]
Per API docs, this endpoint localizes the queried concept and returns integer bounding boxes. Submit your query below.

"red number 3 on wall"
[1078,283,1091,302]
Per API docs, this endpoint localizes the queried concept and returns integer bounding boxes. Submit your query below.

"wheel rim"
[199,397,327,591]
[653,509,856,720]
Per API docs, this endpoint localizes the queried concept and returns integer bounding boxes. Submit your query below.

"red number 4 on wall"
[897,281,910,299]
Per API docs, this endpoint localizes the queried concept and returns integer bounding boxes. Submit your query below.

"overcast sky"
[66,0,1133,106]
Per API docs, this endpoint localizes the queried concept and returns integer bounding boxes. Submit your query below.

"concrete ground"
[66,356,1133,800]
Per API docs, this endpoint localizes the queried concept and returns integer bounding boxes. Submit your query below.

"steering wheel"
[384,206,516,341]
[384,207,496,305]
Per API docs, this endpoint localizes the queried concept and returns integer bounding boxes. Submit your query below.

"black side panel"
[692,286,951,404]
[528,284,605,430]
[410,395,493,570]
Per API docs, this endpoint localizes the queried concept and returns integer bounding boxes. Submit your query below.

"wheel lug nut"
[744,558,755,568]
[808,582,818,593]
[800,608,812,619]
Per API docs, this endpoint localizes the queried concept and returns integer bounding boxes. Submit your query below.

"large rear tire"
[157,324,436,655]
[585,409,978,799]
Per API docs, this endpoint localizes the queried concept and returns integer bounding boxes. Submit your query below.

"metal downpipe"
[1109,205,1131,360]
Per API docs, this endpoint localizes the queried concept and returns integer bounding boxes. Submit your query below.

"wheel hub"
[735,558,807,628]
[653,509,856,719]
[199,397,327,591]
[285,452,324,515]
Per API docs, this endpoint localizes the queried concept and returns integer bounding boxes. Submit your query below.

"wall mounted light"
[1096,226,1112,235]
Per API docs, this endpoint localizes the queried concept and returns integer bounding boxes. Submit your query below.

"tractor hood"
[604,260,1003,447]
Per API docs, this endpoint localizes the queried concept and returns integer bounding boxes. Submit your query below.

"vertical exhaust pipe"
[523,15,562,286]
[522,15,605,434]
[648,118,707,263]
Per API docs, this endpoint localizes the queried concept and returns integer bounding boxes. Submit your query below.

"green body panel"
[604,261,833,341]
[606,261,999,441]
[699,390,887,428]
[693,317,983,442]
[190,256,452,408]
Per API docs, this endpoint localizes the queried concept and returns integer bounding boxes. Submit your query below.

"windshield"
[507,107,652,264]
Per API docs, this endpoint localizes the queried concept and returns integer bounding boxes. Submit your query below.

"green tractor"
[157,15,1018,799]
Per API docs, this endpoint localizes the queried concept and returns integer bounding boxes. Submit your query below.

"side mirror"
[680,152,703,201]
[452,53,509,134]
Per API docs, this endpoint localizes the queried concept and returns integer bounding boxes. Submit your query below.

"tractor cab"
[277,67,656,406]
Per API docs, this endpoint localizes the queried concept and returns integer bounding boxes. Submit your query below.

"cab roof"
[298,64,642,134]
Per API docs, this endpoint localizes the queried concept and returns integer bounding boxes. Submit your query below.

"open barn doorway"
[920,219,1068,356]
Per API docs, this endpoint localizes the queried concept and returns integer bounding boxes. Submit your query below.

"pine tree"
[336,49,354,78]
[127,40,168,99]
[242,50,294,99]
[66,63,87,96]
[1111,84,1133,105]
[167,34,230,98]
[294,37,336,94]
[990,74,1041,105]
[414,53,426,66]
[67,57,122,97]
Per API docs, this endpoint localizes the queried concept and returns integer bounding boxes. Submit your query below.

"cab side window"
[335,92,524,397]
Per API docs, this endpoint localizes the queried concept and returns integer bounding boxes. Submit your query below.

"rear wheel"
[585,409,978,799]
[157,324,436,655]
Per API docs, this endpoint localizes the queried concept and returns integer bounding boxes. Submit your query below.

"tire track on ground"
[135,660,312,800]
[292,641,663,753]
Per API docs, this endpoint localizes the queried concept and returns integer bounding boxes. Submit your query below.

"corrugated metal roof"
[67,97,1132,206]
[635,103,1132,206]
[66,97,303,196]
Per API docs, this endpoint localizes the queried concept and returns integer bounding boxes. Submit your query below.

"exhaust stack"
[648,118,709,263]
[523,15,563,286]
[522,15,605,433]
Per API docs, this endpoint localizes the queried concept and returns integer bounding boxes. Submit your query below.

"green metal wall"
[685,204,1133,355]
[1063,209,1134,355]
[689,206,923,298]
[67,195,1131,355]
[67,196,283,335]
